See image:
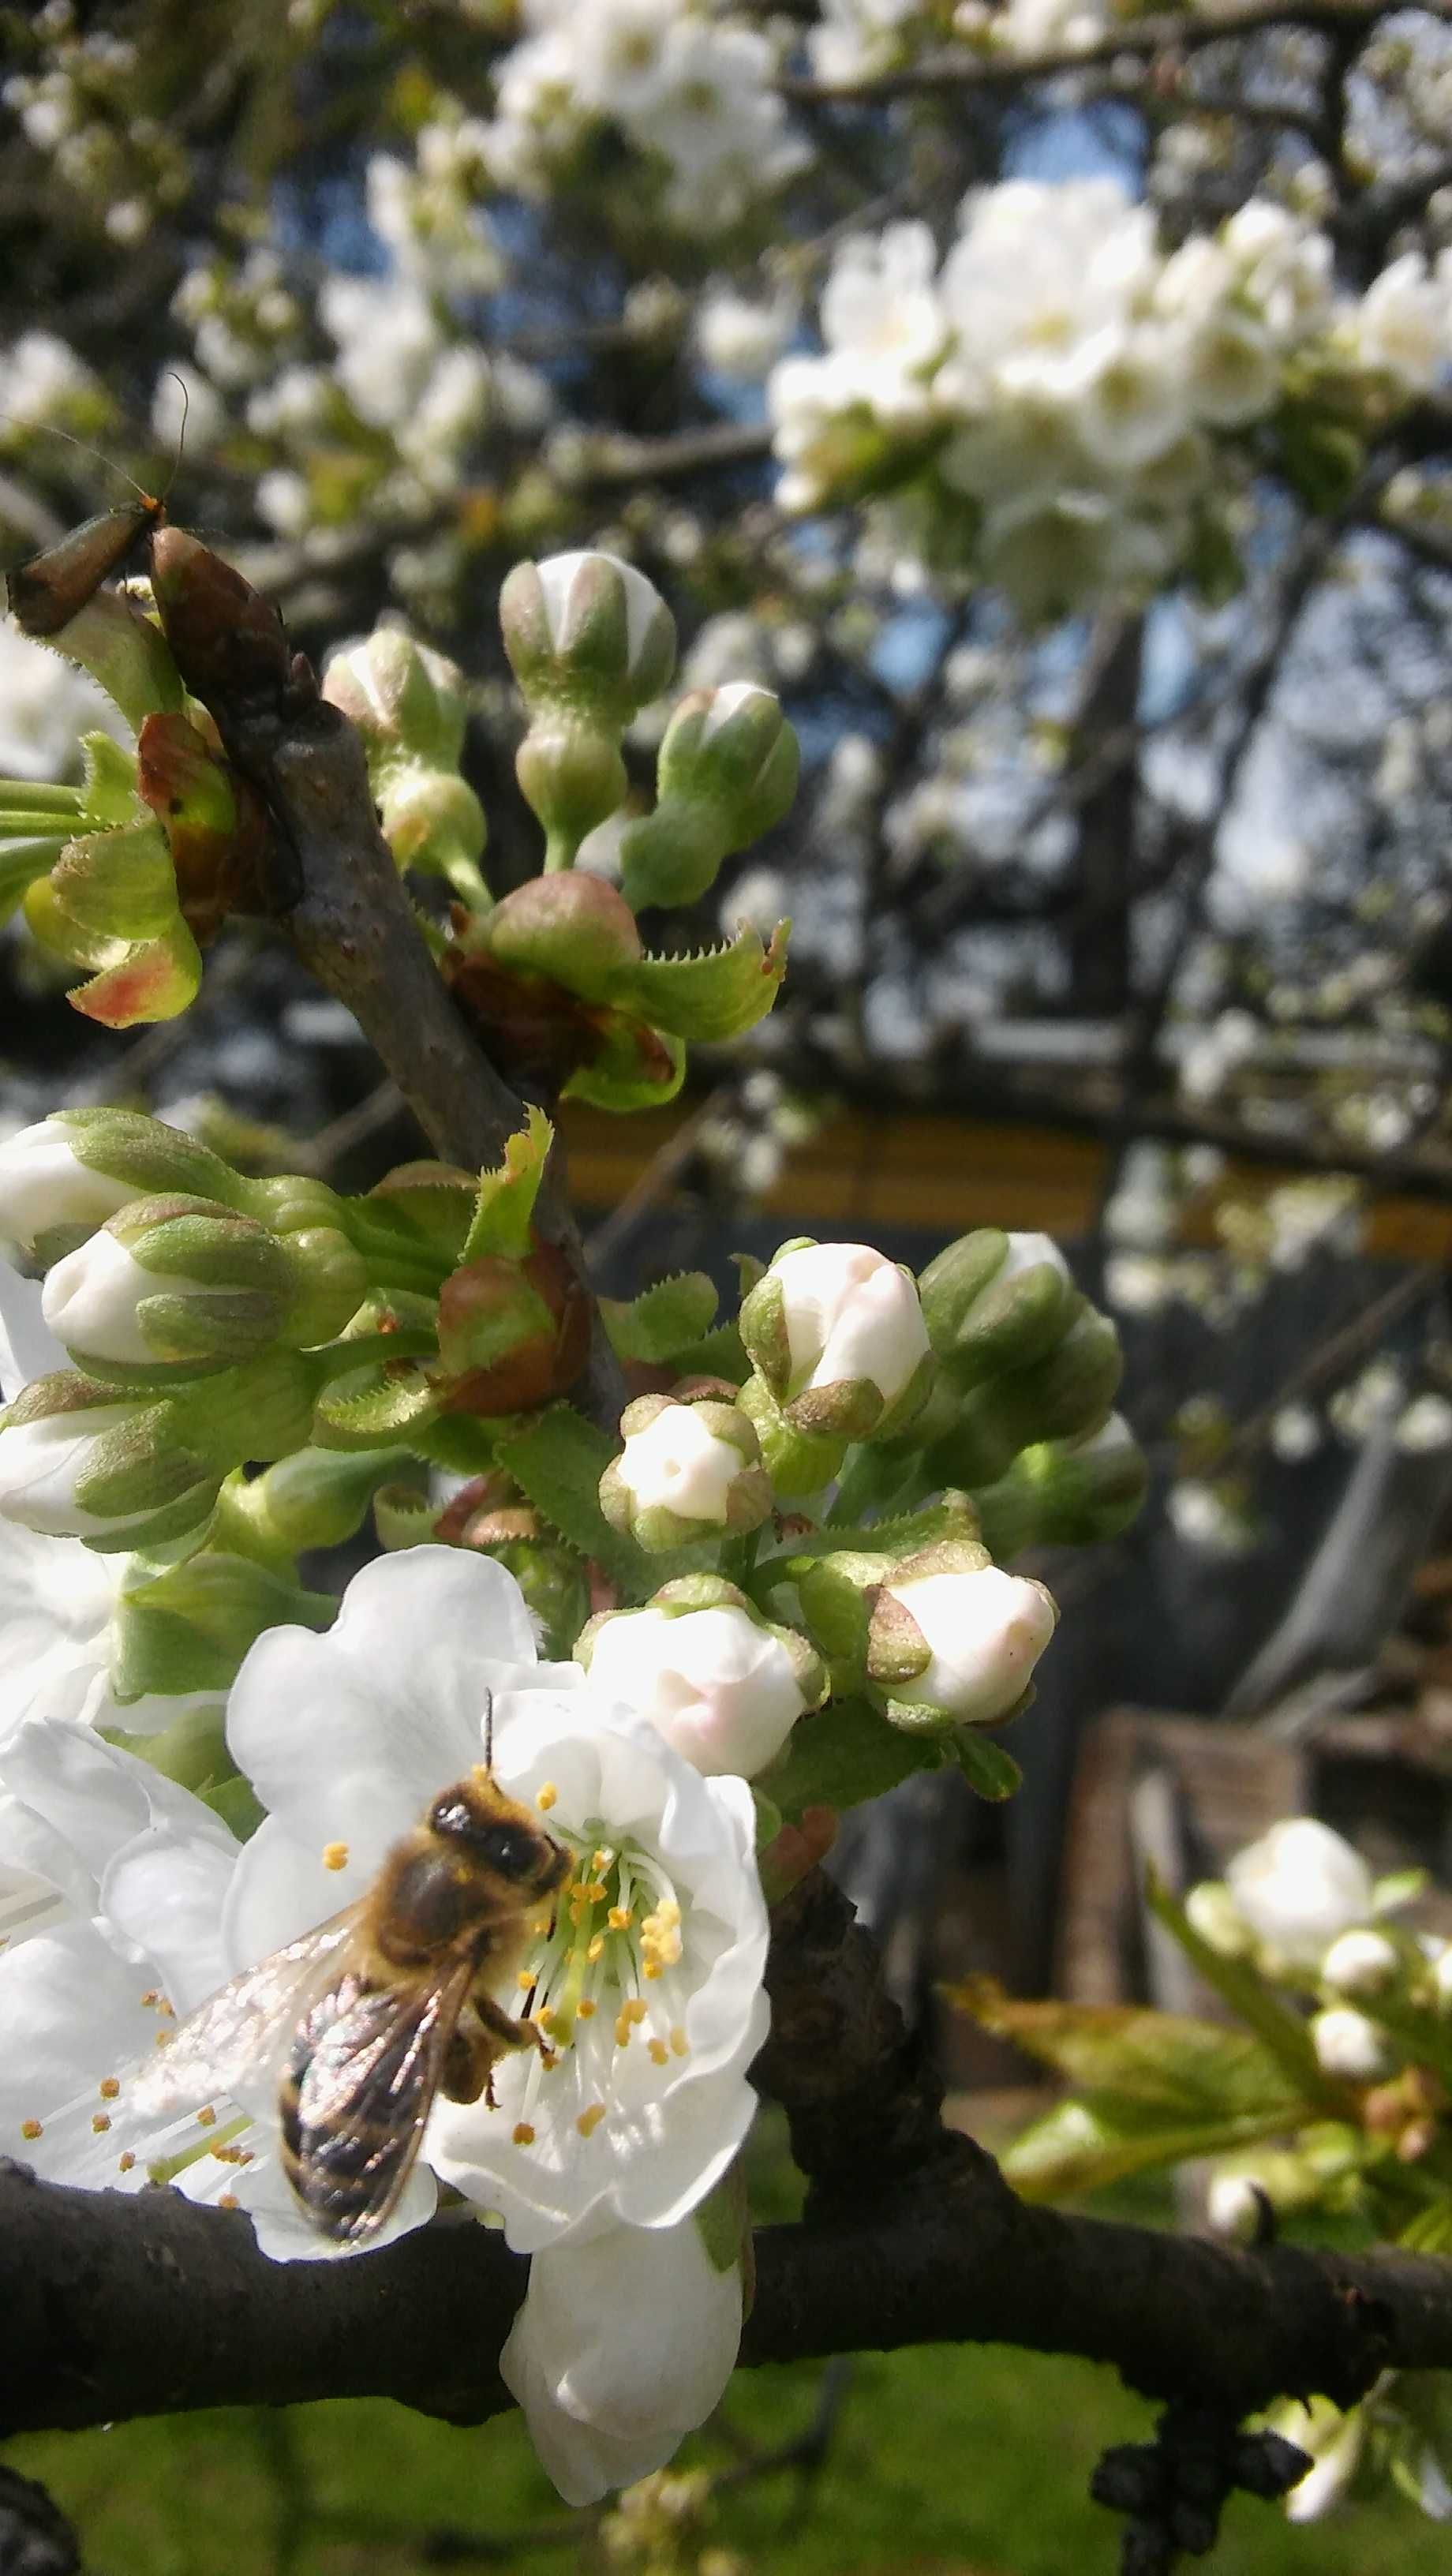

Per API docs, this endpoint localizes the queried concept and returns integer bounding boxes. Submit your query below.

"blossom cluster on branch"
[769,178,1452,616]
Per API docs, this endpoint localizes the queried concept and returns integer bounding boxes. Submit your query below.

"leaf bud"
[435,1240,591,1416]
[599,1391,771,1550]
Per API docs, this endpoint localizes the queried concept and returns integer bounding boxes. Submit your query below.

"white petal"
[501,2216,743,2504]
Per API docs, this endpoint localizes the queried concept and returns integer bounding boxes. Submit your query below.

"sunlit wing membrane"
[282,1957,477,2241]
[130,1911,359,2117]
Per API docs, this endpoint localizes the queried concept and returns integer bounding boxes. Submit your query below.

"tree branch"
[780,0,1435,105]
[6,1877,1452,2448]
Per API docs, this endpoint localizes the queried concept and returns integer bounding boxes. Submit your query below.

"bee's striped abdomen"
[277,1965,471,2242]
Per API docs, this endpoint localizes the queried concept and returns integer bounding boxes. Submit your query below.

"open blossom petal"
[501,2215,743,2504]
[1226,1818,1375,1965]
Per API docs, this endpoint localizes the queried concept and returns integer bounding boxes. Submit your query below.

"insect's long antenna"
[0,415,157,506]
[482,1686,494,1772]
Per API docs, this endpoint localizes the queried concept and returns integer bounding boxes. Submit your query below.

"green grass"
[9,2346,1450,2576]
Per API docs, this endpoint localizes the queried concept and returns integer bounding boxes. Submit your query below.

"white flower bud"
[586,1603,809,1779]
[1320,1927,1398,1999]
[881,1563,1057,1724]
[0,1398,150,1538]
[43,1230,208,1365]
[616,1408,752,1525]
[1311,2006,1393,2083]
[0,1118,137,1255]
[774,1241,930,1403]
[1225,1818,1375,1967]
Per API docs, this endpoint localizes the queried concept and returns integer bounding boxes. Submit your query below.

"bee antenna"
[0,414,155,507]
[482,1686,494,1772]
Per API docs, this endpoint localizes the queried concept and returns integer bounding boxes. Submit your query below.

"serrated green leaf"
[952,1732,1023,1801]
[313,1361,441,1448]
[494,1403,653,1593]
[670,1320,750,1384]
[619,921,789,1042]
[601,1271,719,1366]
[462,1106,553,1264]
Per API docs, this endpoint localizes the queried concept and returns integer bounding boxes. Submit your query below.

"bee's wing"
[283,1954,479,2243]
[129,1911,361,2117]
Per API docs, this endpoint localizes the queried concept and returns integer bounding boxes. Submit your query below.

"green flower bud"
[925,1305,1123,1488]
[919,1230,1077,1390]
[110,1551,335,1701]
[500,551,676,728]
[502,554,677,867]
[971,1412,1148,1559]
[323,631,488,888]
[619,683,800,910]
[599,1391,770,1550]
[482,872,642,1002]
[226,1445,398,1556]
[735,1368,848,1497]
[324,628,470,770]
[40,1195,365,1380]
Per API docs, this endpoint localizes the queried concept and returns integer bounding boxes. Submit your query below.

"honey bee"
[133,1694,570,2244]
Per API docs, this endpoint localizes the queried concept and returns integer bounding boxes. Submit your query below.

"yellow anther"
[625,1998,648,2024]
[322,1840,349,1873]
[158,1997,174,2018]
[516,1969,537,1990]
[643,1960,664,1980]
[670,2027,689,2057]
[154,2031,172,2049]
[118,2151,136,2174]
[576,1998,597,2020]
[20,2118,41,2141]
[575,2102,606,2138]
[196,2106,217,2128]
[592,1848,611,1873]
[217,2192,240,2211]
[536,1782,558,1811]
[585,1881,608,1904]
[648,2038,670,2066]
[536,2005,556,2032]
[587,1934,605,1964]
[540,2046,559,2072]
[608,1906,632,1930]
[92,2112,111,2135]
[513,2121,536,2147]
[99,2076,120,2100]
[140,1989,159,2008]
[615,2012,633,2046]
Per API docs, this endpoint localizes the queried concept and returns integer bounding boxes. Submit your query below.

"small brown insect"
[6,492,167,637]
[133,1695,570,2243]
[3,385,187,637]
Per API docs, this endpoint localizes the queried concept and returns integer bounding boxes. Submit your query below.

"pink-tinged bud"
[874,1563,1057,1728]
[582,1584,823,1777]
[740,1239,934,1443]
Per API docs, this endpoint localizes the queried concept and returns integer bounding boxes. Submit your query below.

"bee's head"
[431,1785,569,1896]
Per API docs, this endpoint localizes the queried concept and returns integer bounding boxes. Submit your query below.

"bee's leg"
[466,1993,552,2111]
[440,2021,492,2106]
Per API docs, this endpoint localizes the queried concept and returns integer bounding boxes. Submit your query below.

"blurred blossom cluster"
[481,0,806,234]
[769,180,1452,615]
